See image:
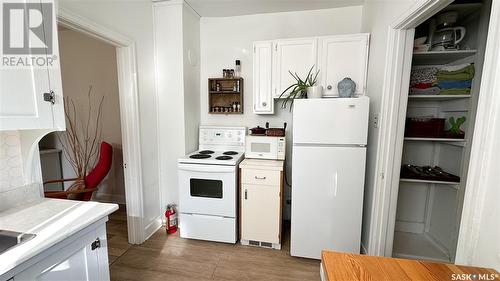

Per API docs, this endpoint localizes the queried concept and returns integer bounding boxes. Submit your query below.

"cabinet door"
[15,224,110,281]
[273,38,318,98]
[291,146,366,259]
[241,183,280,244]
[253,41,274,114]
[318,34,369,97]
[0,0,64,130]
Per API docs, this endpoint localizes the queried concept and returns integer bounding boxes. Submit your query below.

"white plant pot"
[307,86,323,99]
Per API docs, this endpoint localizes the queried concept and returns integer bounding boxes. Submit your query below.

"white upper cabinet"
[252,33,370,115]
[0,1,64,131]
[319,34,369,97]
[253,41,274,114]
[273,38,318,98]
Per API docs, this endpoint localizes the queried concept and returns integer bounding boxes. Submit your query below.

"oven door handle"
[178,164,235,173]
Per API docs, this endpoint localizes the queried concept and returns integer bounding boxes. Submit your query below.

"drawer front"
[242,169,280,186]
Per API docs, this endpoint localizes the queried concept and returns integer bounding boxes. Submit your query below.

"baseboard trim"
[144,215,163,241]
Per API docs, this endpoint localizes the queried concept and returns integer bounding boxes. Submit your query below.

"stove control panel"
[199,126,246,149]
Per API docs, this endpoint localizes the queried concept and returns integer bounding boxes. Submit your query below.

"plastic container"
[405,117,445,138]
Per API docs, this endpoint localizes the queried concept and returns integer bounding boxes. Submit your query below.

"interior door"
[0,0,57,130]
[241,184,280,243]
[253,41,274,114]
[291,145,366,259]
[273,38,318,98]
[319,34,369,97]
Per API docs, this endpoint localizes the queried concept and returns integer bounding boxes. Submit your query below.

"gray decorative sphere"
[338,77,356,98]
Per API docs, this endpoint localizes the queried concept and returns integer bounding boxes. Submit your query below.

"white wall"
[54,28,125,203]
[154,1,200,213]
[200,6,363,219]
[58,0,161,233]
[360,0,419,252]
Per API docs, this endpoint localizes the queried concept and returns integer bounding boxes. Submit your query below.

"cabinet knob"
[244,189,248,200]
[327,85,332,90]
[262,102,267,107]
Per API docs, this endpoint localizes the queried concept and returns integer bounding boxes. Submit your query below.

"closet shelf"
[404,137,466,146]
[400,178,460,188]
[412,50,477,65]
[408,95,471,101]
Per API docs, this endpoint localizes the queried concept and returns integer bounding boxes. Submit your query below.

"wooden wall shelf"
[208,78,243,114]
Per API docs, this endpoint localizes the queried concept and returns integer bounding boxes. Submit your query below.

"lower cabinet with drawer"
[239,159,284,250]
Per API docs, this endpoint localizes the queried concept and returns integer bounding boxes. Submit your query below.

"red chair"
[44,142,113,201]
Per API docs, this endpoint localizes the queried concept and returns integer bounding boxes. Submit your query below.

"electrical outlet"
[373,114,379,128]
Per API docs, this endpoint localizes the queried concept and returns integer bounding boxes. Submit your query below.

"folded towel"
[438,80,472,89]
[410,87,441,95]
[439,63,472,72]
[413,82,434,89]
[437,64,475,81]
[439,88,471,95]
[410,67,438,86]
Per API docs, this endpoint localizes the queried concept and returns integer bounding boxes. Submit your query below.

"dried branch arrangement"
[58,86,104,189]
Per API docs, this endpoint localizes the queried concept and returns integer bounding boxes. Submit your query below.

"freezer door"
[293,96,369,145]
[291,146,366,259]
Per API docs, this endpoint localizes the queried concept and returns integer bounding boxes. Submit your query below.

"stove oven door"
[178,163,237,218]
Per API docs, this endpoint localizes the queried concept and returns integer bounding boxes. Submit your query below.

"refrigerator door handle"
[333,171,338,197]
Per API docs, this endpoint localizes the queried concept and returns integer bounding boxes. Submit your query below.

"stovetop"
[178,150,245,166]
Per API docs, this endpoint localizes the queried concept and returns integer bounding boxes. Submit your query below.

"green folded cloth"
[437,64,475,81]
[439,88,471,95]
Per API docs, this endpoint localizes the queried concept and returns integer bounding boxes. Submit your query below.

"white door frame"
[57,8,146,244]
[370,0,500,263]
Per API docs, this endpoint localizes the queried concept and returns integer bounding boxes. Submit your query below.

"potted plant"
[278,66,320,111]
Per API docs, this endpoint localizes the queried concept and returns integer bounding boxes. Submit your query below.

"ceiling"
[184,0,364,17]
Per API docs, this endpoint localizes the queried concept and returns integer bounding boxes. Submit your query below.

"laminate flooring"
[106,206,320,280]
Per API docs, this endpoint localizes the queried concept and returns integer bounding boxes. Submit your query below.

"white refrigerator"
[291,96,369,259]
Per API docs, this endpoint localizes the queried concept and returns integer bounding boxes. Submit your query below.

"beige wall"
[57,28,125,204]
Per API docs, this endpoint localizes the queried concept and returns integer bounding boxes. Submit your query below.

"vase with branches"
[278,66,319,111]
[58,86,104,190]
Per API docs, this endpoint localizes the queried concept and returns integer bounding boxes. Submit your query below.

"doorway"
[369,0,499,265]
[37,9,148,246]
[39,24,131,263]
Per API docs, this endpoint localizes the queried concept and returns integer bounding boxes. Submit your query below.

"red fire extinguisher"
[165,204,178,234]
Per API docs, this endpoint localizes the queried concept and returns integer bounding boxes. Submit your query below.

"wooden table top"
[321,251,500,281]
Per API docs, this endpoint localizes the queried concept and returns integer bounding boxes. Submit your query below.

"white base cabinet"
[3,219,110,281]
[240,159,284,249]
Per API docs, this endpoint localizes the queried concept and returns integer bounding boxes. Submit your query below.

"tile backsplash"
[0,131,25,192]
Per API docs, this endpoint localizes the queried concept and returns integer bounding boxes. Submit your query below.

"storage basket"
[405,117,445,138]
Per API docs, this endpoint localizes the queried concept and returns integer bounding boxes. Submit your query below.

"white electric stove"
[177,126,246,243]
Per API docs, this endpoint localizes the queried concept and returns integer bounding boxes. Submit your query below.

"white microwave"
[245,136,286,160]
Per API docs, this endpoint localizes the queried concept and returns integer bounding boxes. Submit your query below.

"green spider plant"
[278,66,319,111]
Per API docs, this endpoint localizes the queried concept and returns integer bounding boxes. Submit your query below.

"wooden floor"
[106,206,320,280]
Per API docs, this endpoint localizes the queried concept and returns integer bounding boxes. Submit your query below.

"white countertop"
[0,198,118,276]
[239,158,284,171]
